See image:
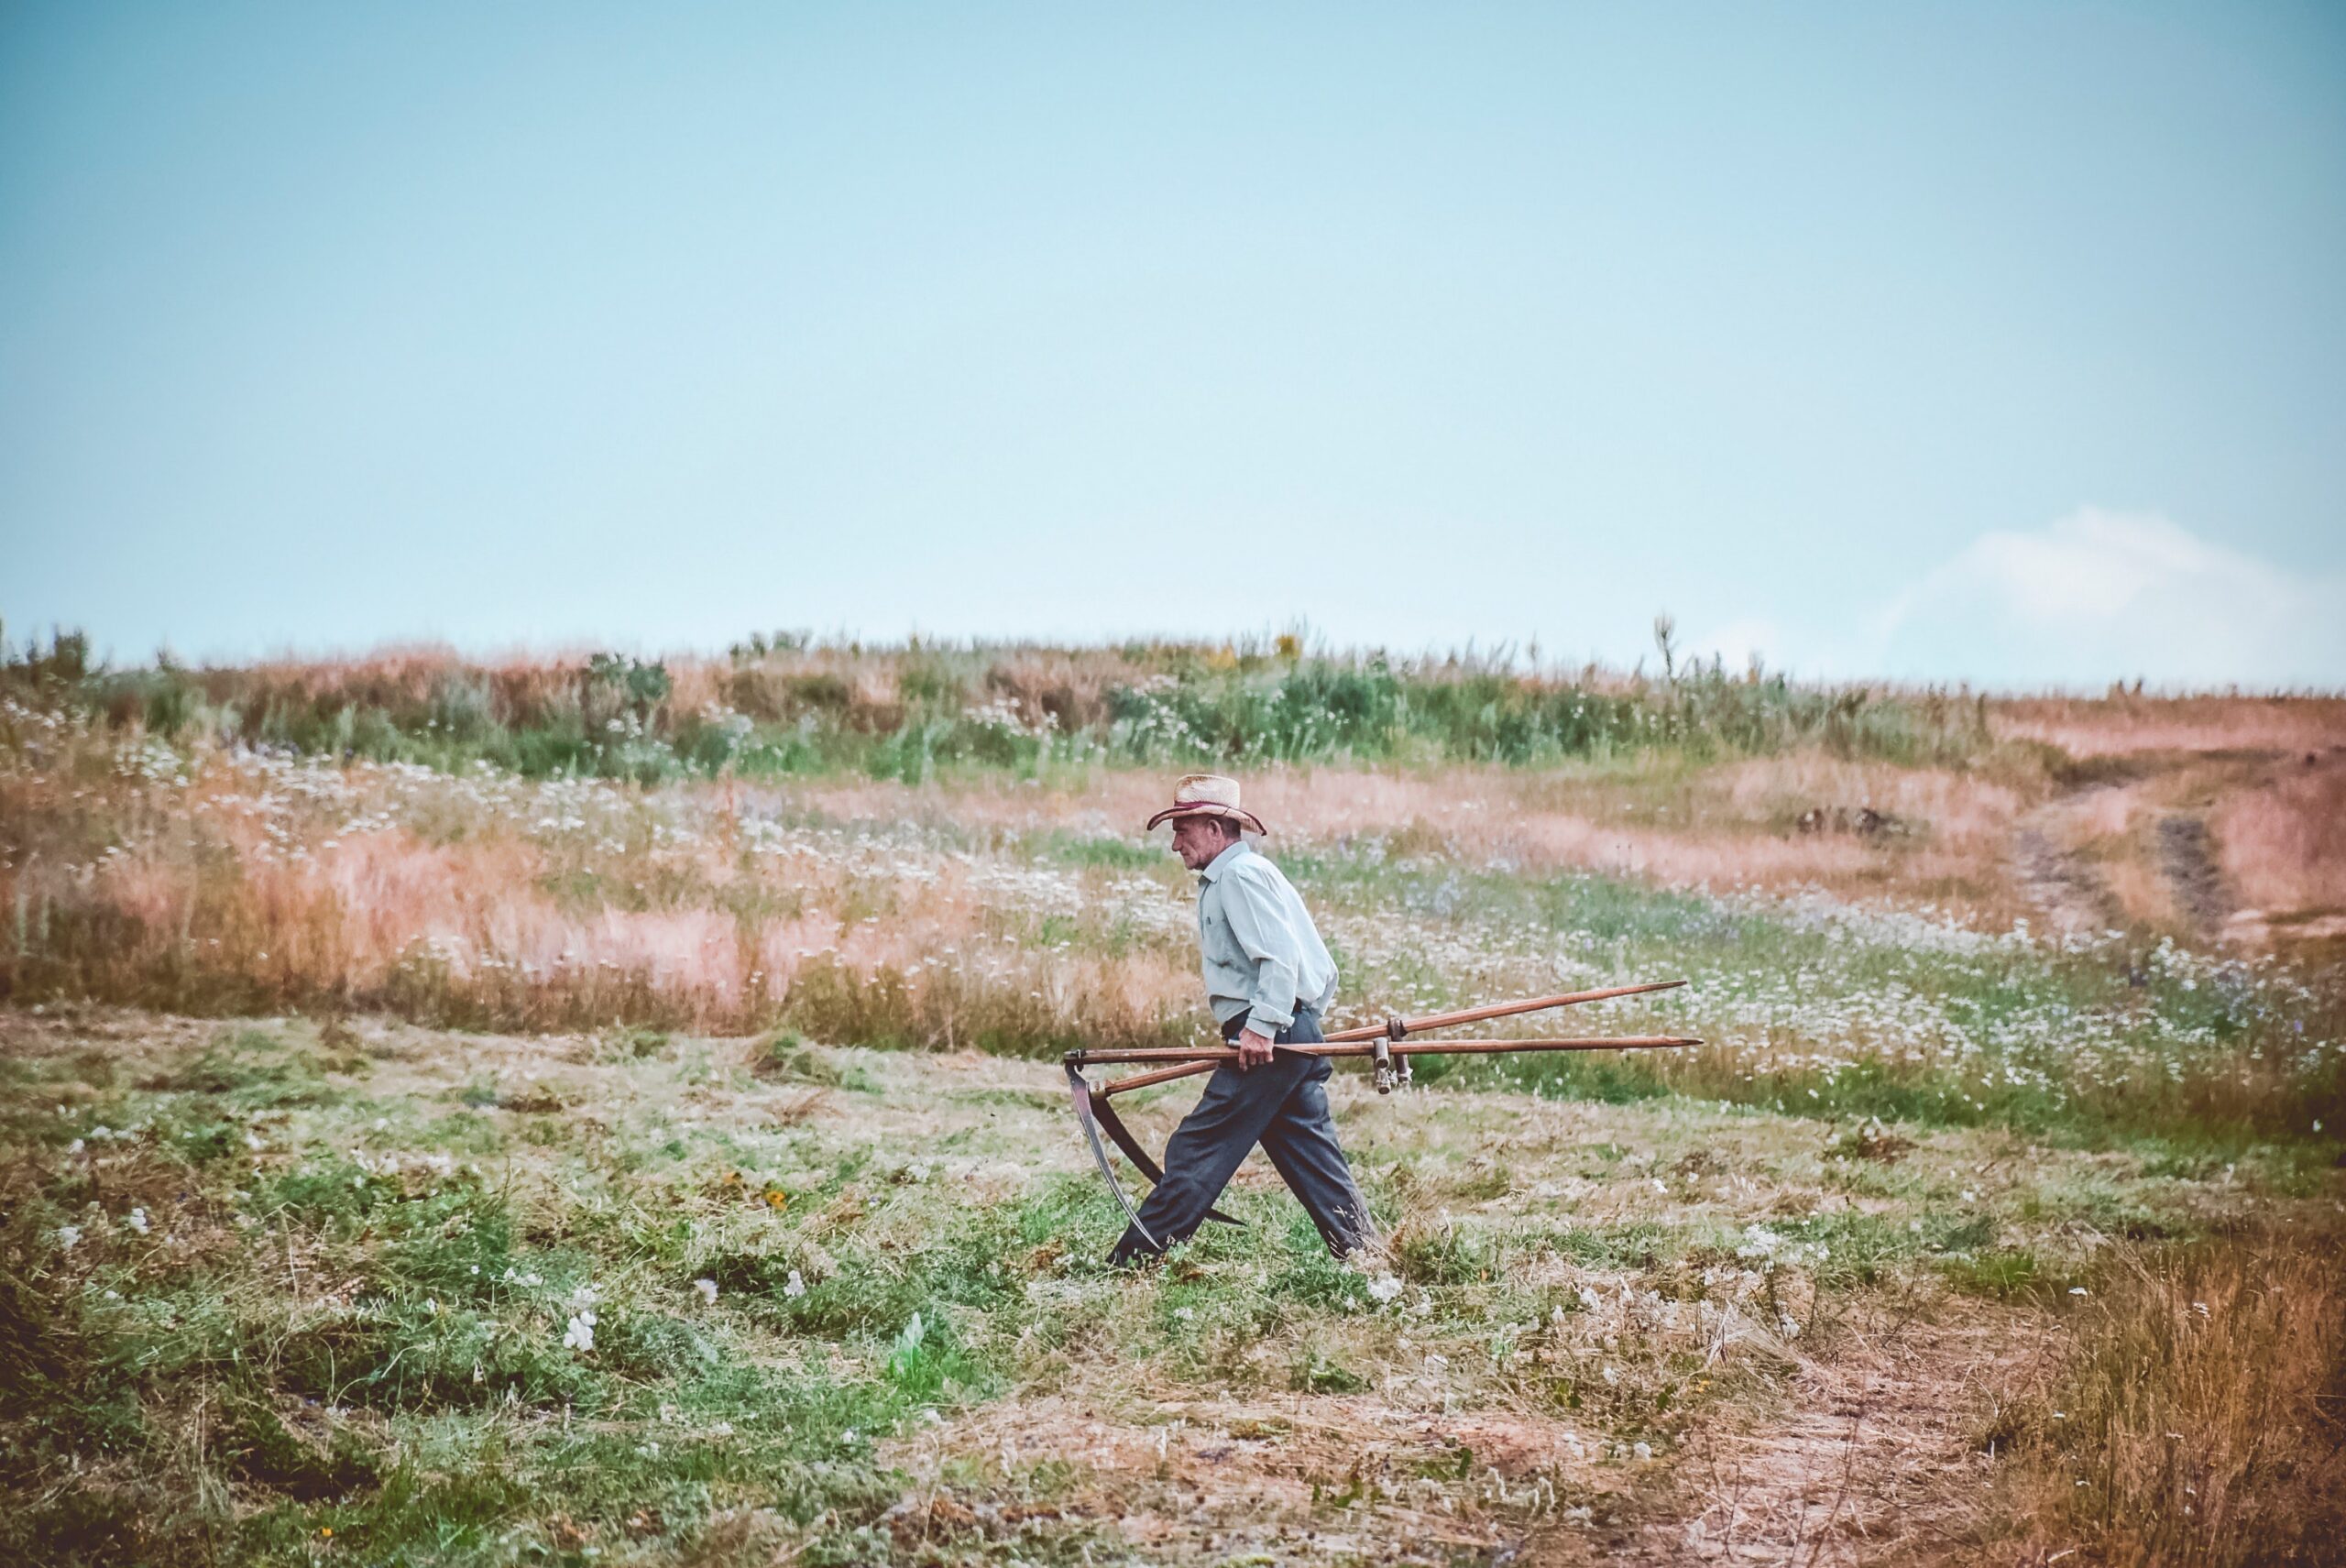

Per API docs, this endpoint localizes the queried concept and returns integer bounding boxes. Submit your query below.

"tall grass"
[7,627,2341,1152]
[4,708,2337,1147]
[5,626,1992,783]
[1991,1227,2346,1565]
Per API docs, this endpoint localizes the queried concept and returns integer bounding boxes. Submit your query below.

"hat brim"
[1146,802,1267,835]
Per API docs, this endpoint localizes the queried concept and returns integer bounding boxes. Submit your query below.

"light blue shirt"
[1196,839,1339,1034]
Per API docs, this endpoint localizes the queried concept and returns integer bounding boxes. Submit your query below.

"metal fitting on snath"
[1373,1014,1411,1094]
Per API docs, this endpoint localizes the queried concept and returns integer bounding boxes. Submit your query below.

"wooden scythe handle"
[1089,980,1690,1098]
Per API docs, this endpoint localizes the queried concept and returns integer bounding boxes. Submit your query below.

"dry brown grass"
[0,741,1201,1047]
[215,644,598,729]
[1993,695,2346,760]
[2215,759,2346,943]
[1990,1227,2346,1567]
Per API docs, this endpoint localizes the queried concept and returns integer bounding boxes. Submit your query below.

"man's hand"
[1234,1027,1276,1071]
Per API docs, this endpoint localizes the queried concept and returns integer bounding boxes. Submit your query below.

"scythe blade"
[1068,1062,1157,1248]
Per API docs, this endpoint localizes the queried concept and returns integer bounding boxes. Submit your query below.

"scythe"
[1063,980,1697,1234]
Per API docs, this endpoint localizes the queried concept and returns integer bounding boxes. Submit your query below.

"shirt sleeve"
[1218,863,1301,1034]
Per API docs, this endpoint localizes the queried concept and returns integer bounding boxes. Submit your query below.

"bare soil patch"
[1605,1305,2047,1566]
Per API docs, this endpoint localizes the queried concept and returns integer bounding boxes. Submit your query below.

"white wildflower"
[784,1269,806,1299]
[562,1310,597,1352]
[694,1277,718,1306]
[55,1224,82,1252]
[125,1207,150,1236]
[1368,1274,1404,1305]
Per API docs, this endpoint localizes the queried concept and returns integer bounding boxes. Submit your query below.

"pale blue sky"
[4,3,2342,688]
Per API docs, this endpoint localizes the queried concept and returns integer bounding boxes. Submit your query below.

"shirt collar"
[1199,837,1251,884]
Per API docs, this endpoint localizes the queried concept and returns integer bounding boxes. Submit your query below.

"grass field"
[4,642,2342,1564]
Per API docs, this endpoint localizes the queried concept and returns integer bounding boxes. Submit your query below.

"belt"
[1222,1003,1313,1042]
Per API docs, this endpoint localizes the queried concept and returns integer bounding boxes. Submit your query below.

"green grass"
[0,1036,1013,1563]
[1,1008,2333,1564]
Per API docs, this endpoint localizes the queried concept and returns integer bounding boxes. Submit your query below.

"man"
[1109,773,1376,1266]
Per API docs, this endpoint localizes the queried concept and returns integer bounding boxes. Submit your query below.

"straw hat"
[1145,773,1267,835]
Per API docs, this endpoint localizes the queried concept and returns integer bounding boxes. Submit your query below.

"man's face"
[1169,815,1234,872]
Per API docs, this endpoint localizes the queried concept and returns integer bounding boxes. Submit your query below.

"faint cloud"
[1869,510,2346,690]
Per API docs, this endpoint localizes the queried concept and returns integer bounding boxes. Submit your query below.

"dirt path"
[887,1297,2058,1567]
[2009,778,2246,945]
[1589,1305,2051,1566]
[2154,813,2231,940]
[2007,786,2126,937]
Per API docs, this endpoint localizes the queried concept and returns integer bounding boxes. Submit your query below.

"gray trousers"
[1108,1006,1375,1266]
